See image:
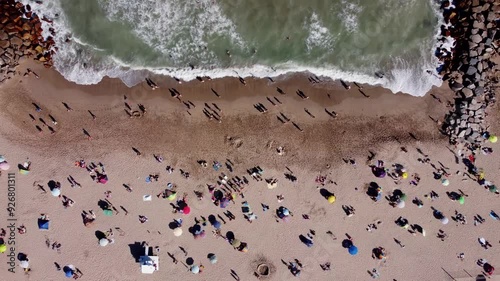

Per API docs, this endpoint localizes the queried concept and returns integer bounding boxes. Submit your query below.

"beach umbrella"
[219,198,230,208]
[402,172,408,179]
[282,208,290,216]
[63,266,74,278]
[440,216,449,224]
[489,185,497,193]
[489,135,498,143]
[167,192,177,201]
[0,243,6,253]
[348,245,358,255]
[212,220,222,229]
[99,238,109,247]
[38,219,49,230]
[0,155,5,162]
[98,175,108,184]
[50,188,61,197]
[458,196,465,204]
[0,162,10,171]
[441,178,450,186]
[190,265,200,274]
[327,195,336,204]
[182,206,191,215]
[18,168,29,175]
[173,227,183,237]
[209,254,218,264]
[396,200,405,209]
[372,167,386,178]
[19,260,29,269]
[231,239,241,248]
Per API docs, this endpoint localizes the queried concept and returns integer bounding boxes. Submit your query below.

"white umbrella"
[19,260,29,269]
[396,200,405,209]
[440,216,449,225]
[441,179,450,186]
[99,238,109,247]
[50,188,61,197]
[173,227,183,237]
[209,255,218,264]
[190,265,200,274]
[0,155,5,162]
[0,161,10,171]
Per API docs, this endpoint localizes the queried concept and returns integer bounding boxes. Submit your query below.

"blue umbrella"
[63,266,74,278]
[38,219,49,230]
[219,198,230,208]
[212,220,222,229]
[348,245,358,255]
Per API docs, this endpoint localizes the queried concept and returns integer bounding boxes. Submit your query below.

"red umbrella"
[182,206,191,215]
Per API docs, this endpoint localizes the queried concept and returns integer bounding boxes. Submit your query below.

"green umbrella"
[103,209,113,216]
[458,196,465,205]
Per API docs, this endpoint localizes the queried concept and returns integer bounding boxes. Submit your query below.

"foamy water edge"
[22,0,445,97]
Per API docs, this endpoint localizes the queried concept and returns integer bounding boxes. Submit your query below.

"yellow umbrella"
[402,172,408,179]
[489,135,498,143]
[327,195,336,204]
[231,239,241,248]
[0,244,6,253]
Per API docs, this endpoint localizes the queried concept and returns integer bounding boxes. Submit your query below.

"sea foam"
[21,0,444,97]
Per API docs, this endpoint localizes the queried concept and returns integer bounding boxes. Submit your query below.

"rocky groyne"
[439,0,499,148]
[0,0,55,83]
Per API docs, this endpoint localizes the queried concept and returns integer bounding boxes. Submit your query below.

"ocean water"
[23,0,444,96]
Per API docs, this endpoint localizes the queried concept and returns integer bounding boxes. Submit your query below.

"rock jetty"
[0,0,55,83]
[439,0,499,148]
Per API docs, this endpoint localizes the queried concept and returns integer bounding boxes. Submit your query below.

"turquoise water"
[24,0,443,96]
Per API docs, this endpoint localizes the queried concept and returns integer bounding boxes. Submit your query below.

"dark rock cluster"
[439,0,499,148]
[0,0,55,83]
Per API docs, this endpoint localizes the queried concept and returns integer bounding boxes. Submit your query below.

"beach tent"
[139,246,159,274]
[0,161,10,171]
[38,219,50,230]
[488,185,497,193]
[173,227,183,237]
[103,209,113,216]
[348,245,358,255]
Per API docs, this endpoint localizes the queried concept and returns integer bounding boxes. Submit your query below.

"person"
[18,225,26,234]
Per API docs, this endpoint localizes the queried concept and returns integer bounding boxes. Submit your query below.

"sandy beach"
[0,59,499,281]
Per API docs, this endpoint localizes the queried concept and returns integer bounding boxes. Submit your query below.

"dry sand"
[0,62,499,281]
